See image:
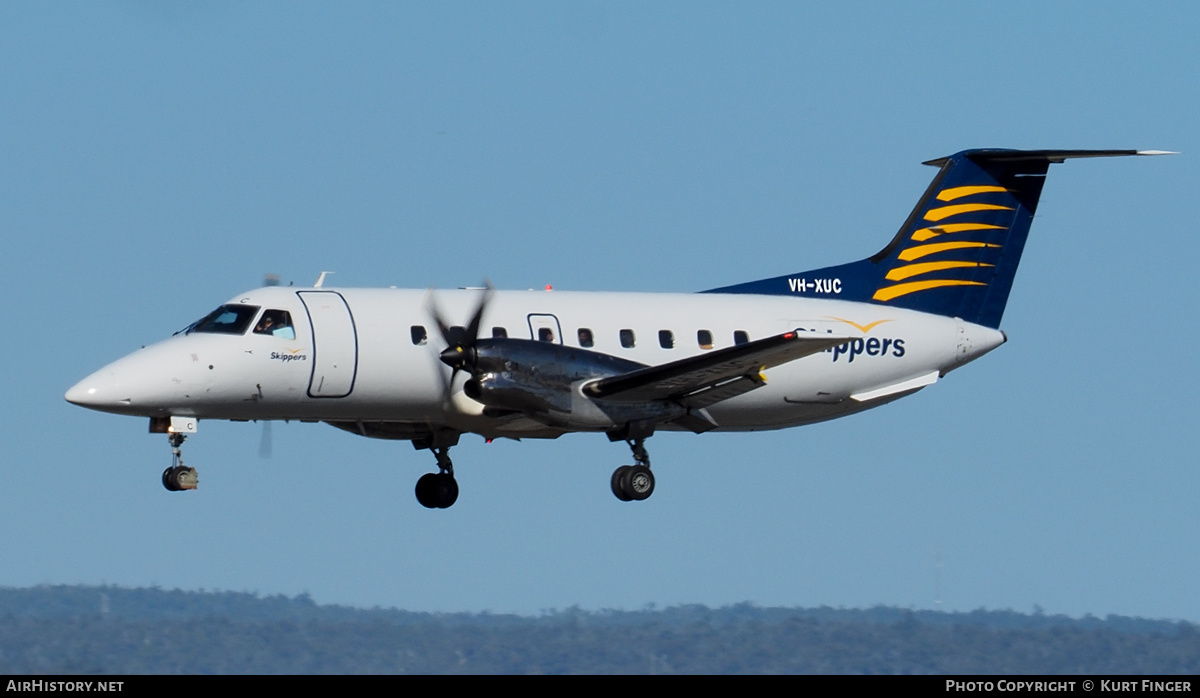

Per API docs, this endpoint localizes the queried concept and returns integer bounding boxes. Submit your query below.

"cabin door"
[298,291,358,398]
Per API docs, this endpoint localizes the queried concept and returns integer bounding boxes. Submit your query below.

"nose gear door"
[298,291,358,398]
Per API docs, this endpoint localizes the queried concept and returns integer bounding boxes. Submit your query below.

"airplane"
[65,148,1167,509]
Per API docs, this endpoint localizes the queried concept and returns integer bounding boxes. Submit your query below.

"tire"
[611,465,633,502]
[162,467,179,492]
[626,465,655,501]
[415,473,440,508]
[433,474,459,509]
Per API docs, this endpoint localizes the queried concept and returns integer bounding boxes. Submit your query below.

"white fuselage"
[66,286,1006,440]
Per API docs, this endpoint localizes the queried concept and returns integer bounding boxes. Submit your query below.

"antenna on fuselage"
[314,271,335,288]
[263,273,281,287]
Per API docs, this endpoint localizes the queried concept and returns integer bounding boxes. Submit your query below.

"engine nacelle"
[462,338,685,430]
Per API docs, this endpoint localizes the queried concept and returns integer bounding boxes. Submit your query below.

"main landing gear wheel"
[611,464,654,501]
[610,435,655,502]
[611,466,633,502]
[413,439,461,509]
[626,465,654,500]
[415,472,458,509]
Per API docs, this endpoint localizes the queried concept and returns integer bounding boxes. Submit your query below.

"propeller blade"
[463,280,494,344]
[424,290,456,347]
[258,420,273,459]
[425,282,494,397]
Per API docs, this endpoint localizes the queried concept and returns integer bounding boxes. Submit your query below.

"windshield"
[178,304,261,335]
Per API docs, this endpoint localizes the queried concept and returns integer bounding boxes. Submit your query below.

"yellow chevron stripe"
[911,223,1006,242]
[898,241,999,262]
[936,185,1009,201]
[924,203,1013,222]
[885,261,994,282]
[825,316,894,333]
[872,279,986,302]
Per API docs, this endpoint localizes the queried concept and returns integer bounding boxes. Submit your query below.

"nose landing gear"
[162,433,198,492]
[151,417,199,492]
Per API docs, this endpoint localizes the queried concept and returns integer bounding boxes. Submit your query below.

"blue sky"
[4,2,1199,619]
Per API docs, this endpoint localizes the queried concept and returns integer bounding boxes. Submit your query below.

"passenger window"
[538,327,556,342]
[492,327,508,338]
[411,325,428,346]
[620,329,636,348]
[697,329,713,350]
[734,330,749,346]
[658,330,674,349]
[254,309,295,340]
[578,328,594,348]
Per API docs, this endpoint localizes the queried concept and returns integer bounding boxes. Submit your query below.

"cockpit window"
[254,309,296,340]
[182,304,261,335]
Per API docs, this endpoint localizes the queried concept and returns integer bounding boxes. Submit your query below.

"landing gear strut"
[162,433,198,492]
[414,432,460,509]
[611,436,655,502]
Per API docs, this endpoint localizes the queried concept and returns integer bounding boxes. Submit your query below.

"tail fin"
[706,149,1162,328]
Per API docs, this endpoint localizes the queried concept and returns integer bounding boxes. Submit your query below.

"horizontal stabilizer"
[921,149,1173,166]
[584,330,851,404]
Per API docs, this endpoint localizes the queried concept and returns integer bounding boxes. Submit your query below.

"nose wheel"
[611,437,655,502]
[162,433,198,492]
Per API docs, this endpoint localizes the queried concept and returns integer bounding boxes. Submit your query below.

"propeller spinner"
[427,283,493,381]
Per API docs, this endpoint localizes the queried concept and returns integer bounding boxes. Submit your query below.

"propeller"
[258,420,273,459]
[259,272,281,458]
[426,282,493,384]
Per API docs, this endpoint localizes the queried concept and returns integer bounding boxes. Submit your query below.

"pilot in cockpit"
[254,310,296,340]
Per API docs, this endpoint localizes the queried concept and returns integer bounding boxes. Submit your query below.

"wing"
[582,330,852,409]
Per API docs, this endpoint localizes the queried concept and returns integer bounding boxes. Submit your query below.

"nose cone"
[64,339,201,417]
[65,367,132,413]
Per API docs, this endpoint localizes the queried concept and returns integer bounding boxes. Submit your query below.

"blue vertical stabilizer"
[704,149,1150,328]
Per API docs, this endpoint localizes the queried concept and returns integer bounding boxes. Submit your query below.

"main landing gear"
[408,429,656,508]
[415,446,459,509]
[610,436,655,502]
[162,433,198,492]
[413,431,460,509]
